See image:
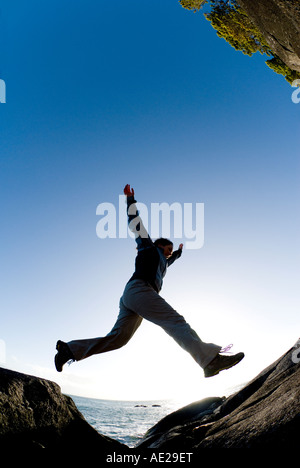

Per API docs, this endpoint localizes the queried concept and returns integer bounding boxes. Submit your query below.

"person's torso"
[129,246,167,292]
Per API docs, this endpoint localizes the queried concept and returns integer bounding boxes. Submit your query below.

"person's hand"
[124,184,135,197]
[179,243,183,250]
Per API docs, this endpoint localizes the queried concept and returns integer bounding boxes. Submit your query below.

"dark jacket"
[126,195,182,293]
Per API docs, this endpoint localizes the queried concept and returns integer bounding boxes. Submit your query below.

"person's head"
[154,238,173,258]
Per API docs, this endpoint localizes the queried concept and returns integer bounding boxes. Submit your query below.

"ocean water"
[71,395,179,447]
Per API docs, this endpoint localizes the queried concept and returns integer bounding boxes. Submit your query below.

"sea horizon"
[70,393,183,447]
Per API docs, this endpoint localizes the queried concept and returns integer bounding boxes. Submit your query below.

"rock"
[238,0,300,72]
[0,367,125,453]
[136,343,300,449]
[1,342,299,452]
[137,397,223,449]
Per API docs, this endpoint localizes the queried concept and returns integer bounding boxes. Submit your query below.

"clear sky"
[1,0,299,404]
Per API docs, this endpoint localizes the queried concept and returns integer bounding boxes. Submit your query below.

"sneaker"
[204,352,244,378]
[54,340,75,372]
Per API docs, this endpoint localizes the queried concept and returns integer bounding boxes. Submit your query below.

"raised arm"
[123,184,151,244]
[167,243,183,266]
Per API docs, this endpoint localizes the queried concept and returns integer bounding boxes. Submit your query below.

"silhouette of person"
[55,185,244,377]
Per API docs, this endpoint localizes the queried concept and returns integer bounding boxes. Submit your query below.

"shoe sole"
[54,340,67,372]
[205,352,245,378]
[54,352,63,372]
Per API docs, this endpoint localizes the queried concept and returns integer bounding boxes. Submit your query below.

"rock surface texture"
[239,0,300,71]
[0,367,125,452]
[137,344,300,449]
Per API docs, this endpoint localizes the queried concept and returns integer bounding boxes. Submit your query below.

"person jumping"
[55,184,244,378]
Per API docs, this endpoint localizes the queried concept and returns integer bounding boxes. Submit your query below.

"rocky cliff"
[0,342,299,453]
[0,367,125,454]
[137,342,300,449]
[237,0,300,72]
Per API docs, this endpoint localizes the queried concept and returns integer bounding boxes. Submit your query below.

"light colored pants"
[68,279,221,369]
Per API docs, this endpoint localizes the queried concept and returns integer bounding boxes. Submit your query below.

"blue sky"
[1,0,299,402]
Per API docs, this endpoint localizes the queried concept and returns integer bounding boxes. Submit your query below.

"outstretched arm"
[123,184,151,244]
[167,243,183,266]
